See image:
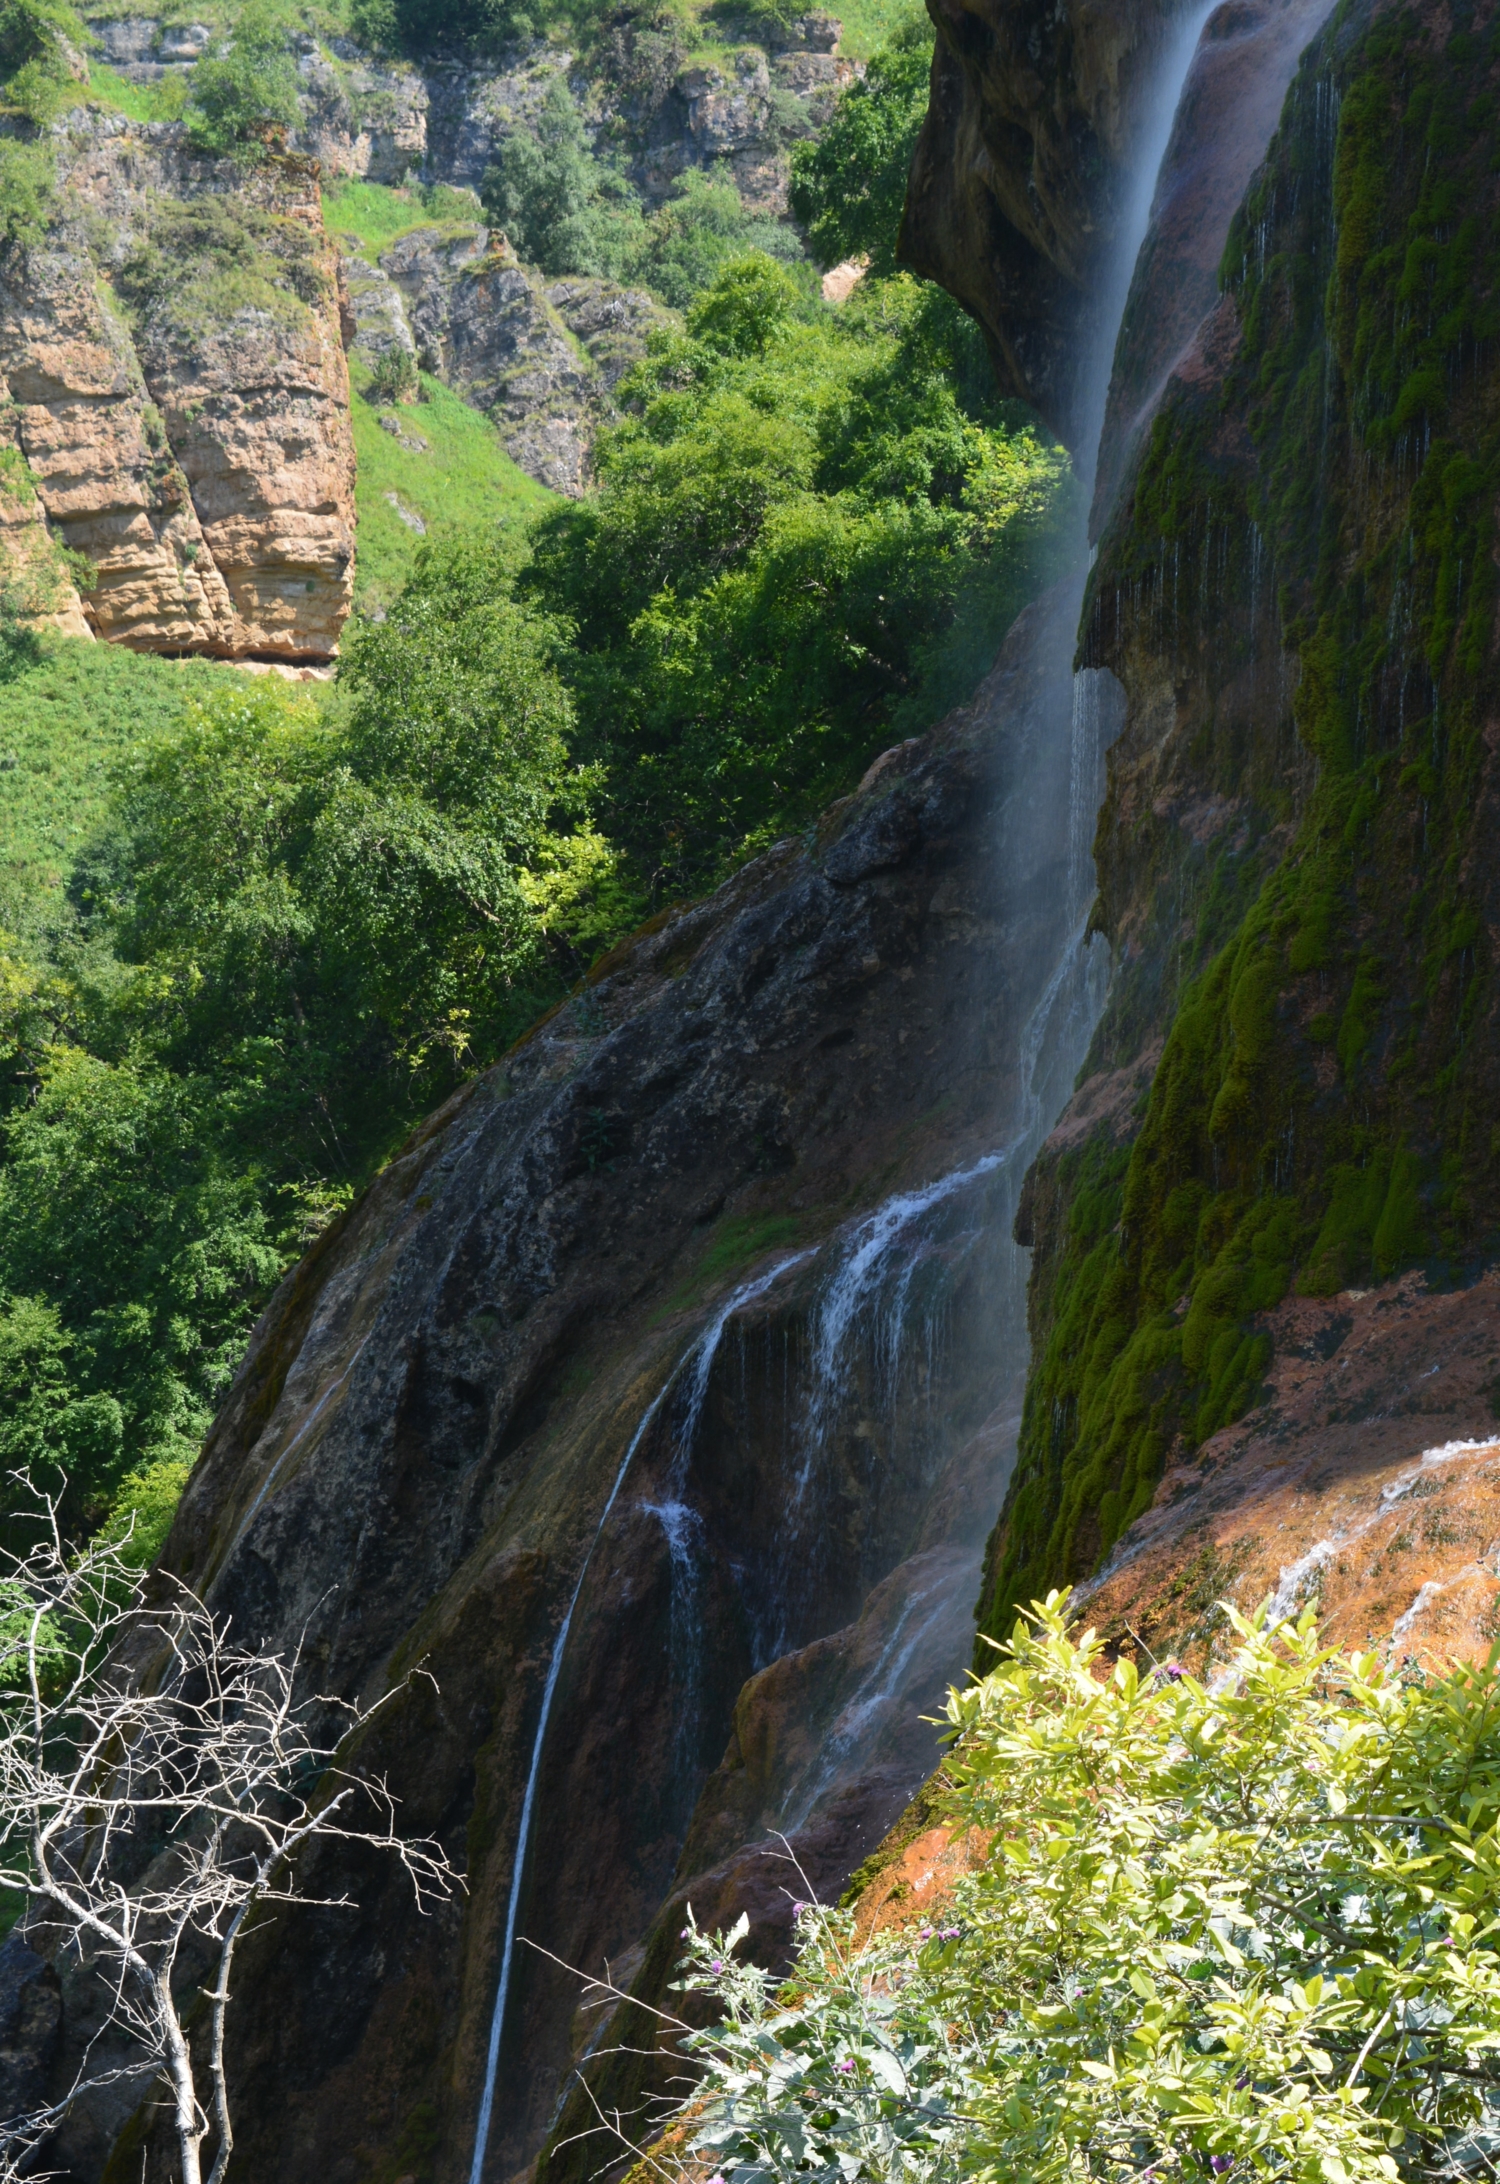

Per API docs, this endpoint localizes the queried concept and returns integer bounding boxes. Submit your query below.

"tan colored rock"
[0,396,92,640]
[0,120,354,660]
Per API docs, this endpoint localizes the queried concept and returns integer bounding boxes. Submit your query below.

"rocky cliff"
[32,0,1500,2177]
[342,218,670,495]
[40,568,1098,2184]
[979,0,1500,1665]
[0,118,355,659]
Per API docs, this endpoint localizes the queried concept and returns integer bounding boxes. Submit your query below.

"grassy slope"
[326,181,558,611]
[0,638,239,906]
[346,359,554,611]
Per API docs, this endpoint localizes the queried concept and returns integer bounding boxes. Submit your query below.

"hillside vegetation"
[0,4,1077,1559]
[675,1597,1500,2184]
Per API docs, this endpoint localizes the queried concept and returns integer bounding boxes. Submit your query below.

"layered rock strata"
[0,117,354,658]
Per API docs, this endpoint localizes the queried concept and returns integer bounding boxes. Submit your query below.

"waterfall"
[468,11,1226,2170]
[466,1249,818,2184]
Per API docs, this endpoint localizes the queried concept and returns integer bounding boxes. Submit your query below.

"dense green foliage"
[0,569,611,1550]
[0,135,54,243]
[524,257,1073,893]
[184,0,301,154]
[0,19,1075,1561]
[678,1597,1500,2184]
[0,0,85,123]
[788,12,931,277]
[983,1,1500,1633]
[476,71,810,299]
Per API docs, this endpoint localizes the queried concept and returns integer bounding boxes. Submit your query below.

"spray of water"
[466,11,1222,2165]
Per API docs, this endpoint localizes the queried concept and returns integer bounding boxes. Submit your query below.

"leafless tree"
[0,1487,458,2184]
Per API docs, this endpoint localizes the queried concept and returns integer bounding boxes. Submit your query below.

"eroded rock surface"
[40,579,1095,2184]
[341,218,671,492]
[978,0,1500,1663]
[0,118,353,658]
[901,0,1195,439]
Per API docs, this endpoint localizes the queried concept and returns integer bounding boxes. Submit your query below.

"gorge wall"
[981,0,1500,1669]
[0,123,355,660]
[0,4,849,650]
[62,594,1092,2184]
[35,0,1500,2179]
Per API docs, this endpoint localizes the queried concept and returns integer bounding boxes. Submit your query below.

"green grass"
[823,0,921,60]
[0,636,238,904]
[322,178,483,257]
[348,360,554,612]
[82,64,189,123]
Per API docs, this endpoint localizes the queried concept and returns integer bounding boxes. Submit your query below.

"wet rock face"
[901,0,1190,440]
[1075,1272,1500,1669]
[984,0,1500,1647]
[1090,0,1338,526]
[0,120,354,659]
[44,584,1088,2184]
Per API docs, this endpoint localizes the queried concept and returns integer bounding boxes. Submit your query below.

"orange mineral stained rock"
[1079,1270,1500,1675]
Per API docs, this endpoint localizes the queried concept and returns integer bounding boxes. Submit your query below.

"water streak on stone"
[468,1247,819,2184]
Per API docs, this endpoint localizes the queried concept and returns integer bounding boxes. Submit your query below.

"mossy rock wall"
[979,0,1500,1642]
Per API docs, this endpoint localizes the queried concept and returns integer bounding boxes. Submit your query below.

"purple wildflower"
[837,2059,855,2075]
[919,1926,934,1940]
[940,1926,961,1940]
[681,1928,690,1940]
[1211,2159,1231,2175]
[711,1958,724,1973]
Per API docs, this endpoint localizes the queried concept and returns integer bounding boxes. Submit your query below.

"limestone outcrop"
[87,12,855,214]
[340,218,671,494]
[0,118,354,659]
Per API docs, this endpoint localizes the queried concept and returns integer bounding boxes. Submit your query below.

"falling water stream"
[466,1251,817,2184]
[469,12,1223,2171]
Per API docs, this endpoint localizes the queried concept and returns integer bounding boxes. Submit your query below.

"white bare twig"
[0,1479,460,2184]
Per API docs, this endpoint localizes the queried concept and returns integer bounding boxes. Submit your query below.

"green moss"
[982,0,1500,1645]
[653,1209,812,1319]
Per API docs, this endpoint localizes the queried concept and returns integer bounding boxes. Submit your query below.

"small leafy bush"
[184,0,299,159]
[788,9,932,278]
[0,134,54,247]
[367,343,420,404]
[0,0,82,125]
[676,1596,1500,2184]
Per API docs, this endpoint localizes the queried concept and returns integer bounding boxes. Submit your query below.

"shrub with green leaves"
[184,0,300,158]
[0,134,54,246]
[367,343,420,404]
[524,257,1075,894]
[480,74,646,281]
[676,1595,1500,2184]
[0,0,83,126]
[788,10,932,278]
